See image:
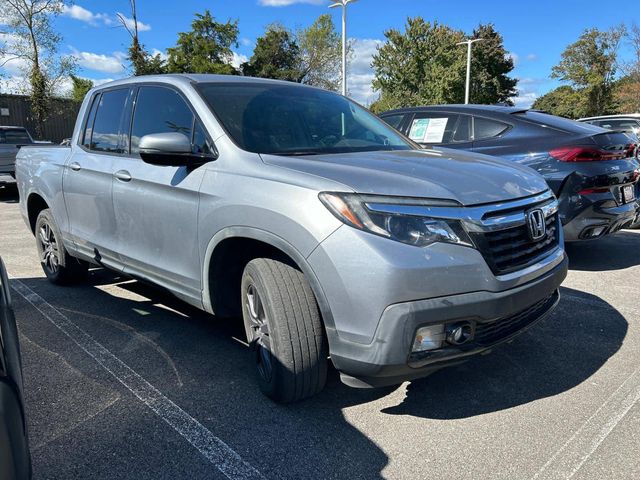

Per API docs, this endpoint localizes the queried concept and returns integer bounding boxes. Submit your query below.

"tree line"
[533,24,640,117]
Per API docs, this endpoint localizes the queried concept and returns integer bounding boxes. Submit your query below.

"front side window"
[130,86,194,154]
[197,83,413,155]
[381,114,405,130]
[407,114,459,144]
[90,89,129,153]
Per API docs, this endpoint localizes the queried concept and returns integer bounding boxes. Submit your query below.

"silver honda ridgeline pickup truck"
[16,75,568,402]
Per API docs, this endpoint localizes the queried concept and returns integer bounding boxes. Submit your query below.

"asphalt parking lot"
[1,182,639,480]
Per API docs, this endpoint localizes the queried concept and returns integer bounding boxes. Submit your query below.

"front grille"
[473,212,560,275]
[474,292,557,347]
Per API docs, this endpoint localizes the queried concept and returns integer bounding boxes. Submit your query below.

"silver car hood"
[262,148,548,206]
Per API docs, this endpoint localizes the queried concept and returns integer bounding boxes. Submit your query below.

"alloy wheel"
[246,283,273,382]
[38,222,60,274]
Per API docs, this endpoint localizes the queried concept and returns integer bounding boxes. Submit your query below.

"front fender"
[201,226,336,334]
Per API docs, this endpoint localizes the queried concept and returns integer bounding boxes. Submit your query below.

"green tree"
[166,10,239,75]
[0,0,75,138]
[242,24,301,81]
[371,18,466,112]
[615,23,640,112]
[297,14,342,90]
[469,24,518,105]
[70,75,93,102]
[532,86,585,118]
[118,0,166,76]
[551,26,625,116]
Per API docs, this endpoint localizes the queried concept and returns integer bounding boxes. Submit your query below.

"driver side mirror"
[138,132,216,167]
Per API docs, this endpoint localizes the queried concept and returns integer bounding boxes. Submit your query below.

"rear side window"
[90,89,129,153]
[130,86,194,154]
[0,129,31,144]
[82,94,100,148]
[473,117,509,140]
[381,114,405,130]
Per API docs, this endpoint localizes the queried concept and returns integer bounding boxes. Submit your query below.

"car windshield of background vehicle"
[0,129,31,144]
[197,83,414,155]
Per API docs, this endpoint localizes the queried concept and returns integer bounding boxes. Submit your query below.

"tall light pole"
[456,38,483,104]
[329,0,357,96]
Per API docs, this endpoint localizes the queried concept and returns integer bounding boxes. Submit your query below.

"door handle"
[69,162,81,171]
[114,170,132,182]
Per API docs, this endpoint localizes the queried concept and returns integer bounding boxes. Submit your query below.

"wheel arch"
[202,227,335,332]
[26,192,50,233]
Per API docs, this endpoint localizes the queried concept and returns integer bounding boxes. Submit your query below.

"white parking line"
[531,366,640,480]
[11,279,266,480]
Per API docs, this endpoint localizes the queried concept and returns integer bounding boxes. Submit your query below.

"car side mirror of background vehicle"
[138,132,216,167]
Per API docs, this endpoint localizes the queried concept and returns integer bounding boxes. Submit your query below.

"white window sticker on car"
[408,118,449,143]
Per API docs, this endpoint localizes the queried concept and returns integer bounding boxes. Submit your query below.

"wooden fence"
[0,94,80,143]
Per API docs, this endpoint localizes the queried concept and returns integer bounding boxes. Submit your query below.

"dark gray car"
[0,127,33,179]
[381,105,640,241]
[0,257,31,479]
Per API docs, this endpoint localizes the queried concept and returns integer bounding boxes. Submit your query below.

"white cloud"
[526,53,538,61]
[258,0,325,6]
[347,38,383,105]
[506,52,519,67]
[512,78,544,108]
[229,52,249,69]
[62,5,150,31]
[70,49,127,74]
[115,12,151,32]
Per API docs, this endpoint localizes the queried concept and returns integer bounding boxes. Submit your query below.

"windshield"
[197,82,414,155]
[0,128,32,144]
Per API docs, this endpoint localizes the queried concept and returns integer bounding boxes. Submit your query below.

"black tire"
[241,258,328,403]
[35,209,87,285]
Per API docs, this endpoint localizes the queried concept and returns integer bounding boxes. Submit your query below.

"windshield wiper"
[276,151,324,156]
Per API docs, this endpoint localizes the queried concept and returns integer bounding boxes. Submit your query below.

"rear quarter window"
[473,117,509,140]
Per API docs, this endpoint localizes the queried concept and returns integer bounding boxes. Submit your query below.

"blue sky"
[1,0,637,106]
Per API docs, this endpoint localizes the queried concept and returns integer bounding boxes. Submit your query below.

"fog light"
[446,322,473,346]
[412,324,445,353]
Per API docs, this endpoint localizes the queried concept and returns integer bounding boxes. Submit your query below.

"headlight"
[319,192,473,248]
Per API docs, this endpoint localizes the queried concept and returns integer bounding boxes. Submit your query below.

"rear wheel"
[241,258,328,403]
[35,209,87,285]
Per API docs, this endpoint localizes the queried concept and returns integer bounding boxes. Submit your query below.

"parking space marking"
[11,279,266,480]
[531,366,640,480]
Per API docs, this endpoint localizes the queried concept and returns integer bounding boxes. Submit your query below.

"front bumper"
[328,254,568,388]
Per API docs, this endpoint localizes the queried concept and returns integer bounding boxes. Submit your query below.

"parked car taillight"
[549,146,628,162]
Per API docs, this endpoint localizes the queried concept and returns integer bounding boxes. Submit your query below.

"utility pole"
[329,0,358,96]
[456,38,483,104]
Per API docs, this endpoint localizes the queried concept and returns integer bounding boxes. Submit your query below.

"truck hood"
[261,148,548,206]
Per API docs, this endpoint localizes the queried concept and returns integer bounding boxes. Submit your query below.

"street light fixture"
[329,0,358,96]
[456,38,483,104]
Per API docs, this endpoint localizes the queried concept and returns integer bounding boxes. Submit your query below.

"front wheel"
[241,258,328,403]
[35,209,87,285]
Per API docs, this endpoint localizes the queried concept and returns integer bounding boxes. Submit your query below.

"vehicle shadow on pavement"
[566,230,640,271]
[15,271,391,480]
[0,184,19,203]
[380,286,626,419]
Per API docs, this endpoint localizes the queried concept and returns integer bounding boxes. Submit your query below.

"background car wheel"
[241,258,328,403]
[35,209,87,285]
